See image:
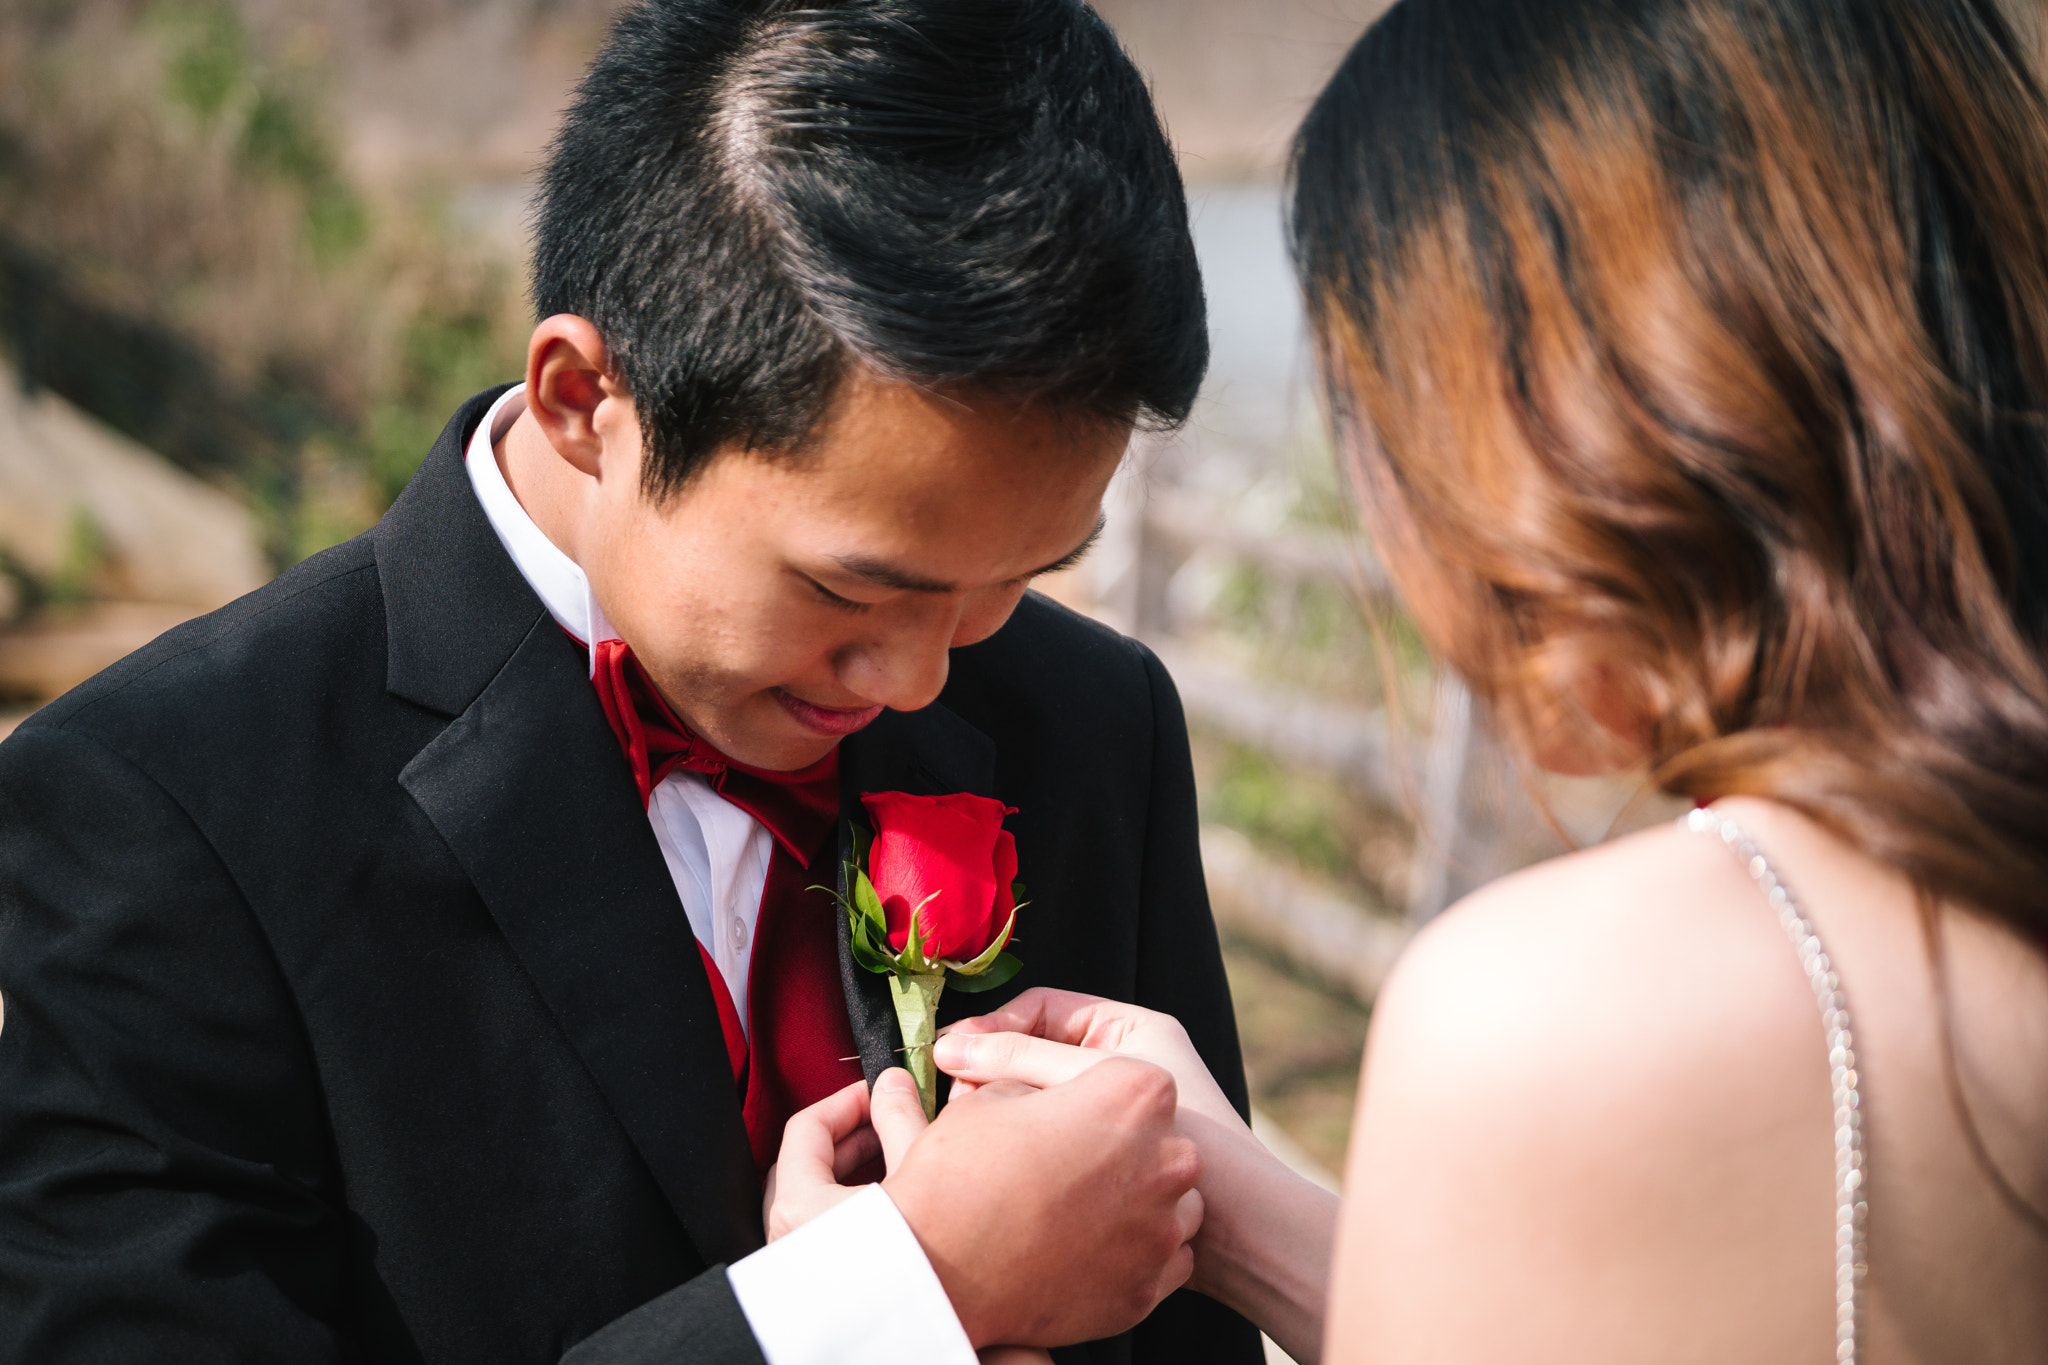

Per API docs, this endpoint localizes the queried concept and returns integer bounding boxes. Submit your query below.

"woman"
[935,0,2048,1361]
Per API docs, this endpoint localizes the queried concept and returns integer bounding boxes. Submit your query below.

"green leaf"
[853,868,888,937]
[843,912,892,978]
[946,907,1017,976]
[849,912,902,975]
[947,952,1022,994]
[849,931,896,976]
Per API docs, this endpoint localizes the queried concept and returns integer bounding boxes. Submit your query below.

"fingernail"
[874,1067,915,1094]
[932,1034,969,1070]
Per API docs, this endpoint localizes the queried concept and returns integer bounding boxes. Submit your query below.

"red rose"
[861,791,1019,964]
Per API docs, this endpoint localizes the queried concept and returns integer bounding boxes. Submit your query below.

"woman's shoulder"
[1372,810,1831,1108]
[1332,809,1843,1362]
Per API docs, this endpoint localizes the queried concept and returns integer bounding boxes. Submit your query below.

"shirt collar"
[463,382,619,676]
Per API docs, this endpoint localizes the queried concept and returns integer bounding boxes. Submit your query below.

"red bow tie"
[586,635,839,867]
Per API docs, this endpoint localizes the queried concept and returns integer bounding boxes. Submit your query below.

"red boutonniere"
[820,791,1025,1118]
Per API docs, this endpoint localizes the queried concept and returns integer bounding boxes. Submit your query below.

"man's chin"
[737,736,841,773]
[708,697,860,773]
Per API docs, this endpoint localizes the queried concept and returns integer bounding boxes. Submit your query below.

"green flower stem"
[888,972,946,1120]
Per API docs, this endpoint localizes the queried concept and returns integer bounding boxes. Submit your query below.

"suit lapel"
[377,391,759,1265]
[833,704,998,1087]
[399,618,762,1264]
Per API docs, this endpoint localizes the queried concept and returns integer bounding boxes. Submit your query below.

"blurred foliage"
[158,0,244,121]
[1176,449,1439,912]
[1172,444,1436,710]
[1200,561,1432,713]
[1221,938,1369,1173]
[48,509,113,608]
[366,307,516,506]
[0,0,528,568]
[1203,736,1358,885]
[1191,732,1408,907]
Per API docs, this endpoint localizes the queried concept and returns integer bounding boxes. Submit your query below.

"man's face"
[579,377,1127,771]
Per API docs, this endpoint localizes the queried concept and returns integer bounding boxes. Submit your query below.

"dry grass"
[0,0,532,557]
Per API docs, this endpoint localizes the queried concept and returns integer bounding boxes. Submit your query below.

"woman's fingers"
[933,1030,1111,1088]
[937,1019,1248,1136]
[1157,1239,1197,1300]
[942,987,1110,1045]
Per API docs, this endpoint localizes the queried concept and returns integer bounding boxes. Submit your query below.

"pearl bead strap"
[1685,807,1866,1362]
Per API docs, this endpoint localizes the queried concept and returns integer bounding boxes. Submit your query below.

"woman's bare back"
[1326,796,2048,1365]
[1730,799,2048,1363]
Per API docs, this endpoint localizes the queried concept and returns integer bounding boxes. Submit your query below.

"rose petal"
[862,792,1005,961]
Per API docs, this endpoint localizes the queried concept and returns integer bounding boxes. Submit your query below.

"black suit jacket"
[0,389,1263,1365]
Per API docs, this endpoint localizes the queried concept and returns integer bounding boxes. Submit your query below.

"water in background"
[1180,182,1318,482]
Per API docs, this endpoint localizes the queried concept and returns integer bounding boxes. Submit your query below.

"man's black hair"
[531,0,1208,497]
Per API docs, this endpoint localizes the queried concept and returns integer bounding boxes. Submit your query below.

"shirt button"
[729,916,749,952]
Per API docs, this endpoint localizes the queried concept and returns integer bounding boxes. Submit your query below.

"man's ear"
[524,314,634,480]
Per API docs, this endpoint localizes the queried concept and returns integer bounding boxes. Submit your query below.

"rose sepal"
[936,905,1023,994]
[828,862,1025,989]
[940,953,1023,994]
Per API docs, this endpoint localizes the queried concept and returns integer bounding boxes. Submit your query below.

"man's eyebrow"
[828,515,1108,594]
[828,555,958,594]
[1025,514,1106,579]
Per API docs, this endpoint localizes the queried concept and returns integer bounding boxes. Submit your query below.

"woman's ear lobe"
[524,314,617,478]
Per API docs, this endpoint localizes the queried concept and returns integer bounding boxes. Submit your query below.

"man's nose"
[841,604,961,712]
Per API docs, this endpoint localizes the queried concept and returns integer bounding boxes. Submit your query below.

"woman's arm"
[937,991,1339,1363]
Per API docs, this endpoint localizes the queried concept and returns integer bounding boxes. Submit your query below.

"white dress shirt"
[462,385,973,1365]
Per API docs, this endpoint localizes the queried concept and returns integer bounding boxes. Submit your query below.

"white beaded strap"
[1685,806,1866,1364]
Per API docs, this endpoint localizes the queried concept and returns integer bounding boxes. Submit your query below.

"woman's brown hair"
[1290,0,2048,938]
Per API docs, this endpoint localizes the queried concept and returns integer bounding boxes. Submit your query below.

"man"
[0,2,1261,1362]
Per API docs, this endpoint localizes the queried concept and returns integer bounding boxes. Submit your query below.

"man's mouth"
[772,688,886,737]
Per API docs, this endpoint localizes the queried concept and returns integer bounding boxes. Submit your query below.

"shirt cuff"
[726,1183,978,1365]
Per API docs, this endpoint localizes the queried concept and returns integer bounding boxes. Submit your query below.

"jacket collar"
[374,384,540,718]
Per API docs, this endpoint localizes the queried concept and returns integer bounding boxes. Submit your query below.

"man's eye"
[807,578,871,613]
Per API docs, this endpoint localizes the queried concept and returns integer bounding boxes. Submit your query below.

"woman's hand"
[937,988,1337,1364]
[935,987,1247,1134]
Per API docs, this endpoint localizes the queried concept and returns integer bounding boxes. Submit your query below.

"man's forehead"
[824,514,1108,595]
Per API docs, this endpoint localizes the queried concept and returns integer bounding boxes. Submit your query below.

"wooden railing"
[1073,448,1539,1001]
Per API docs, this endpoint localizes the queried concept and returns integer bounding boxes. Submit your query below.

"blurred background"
[0,0,1684,1208]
